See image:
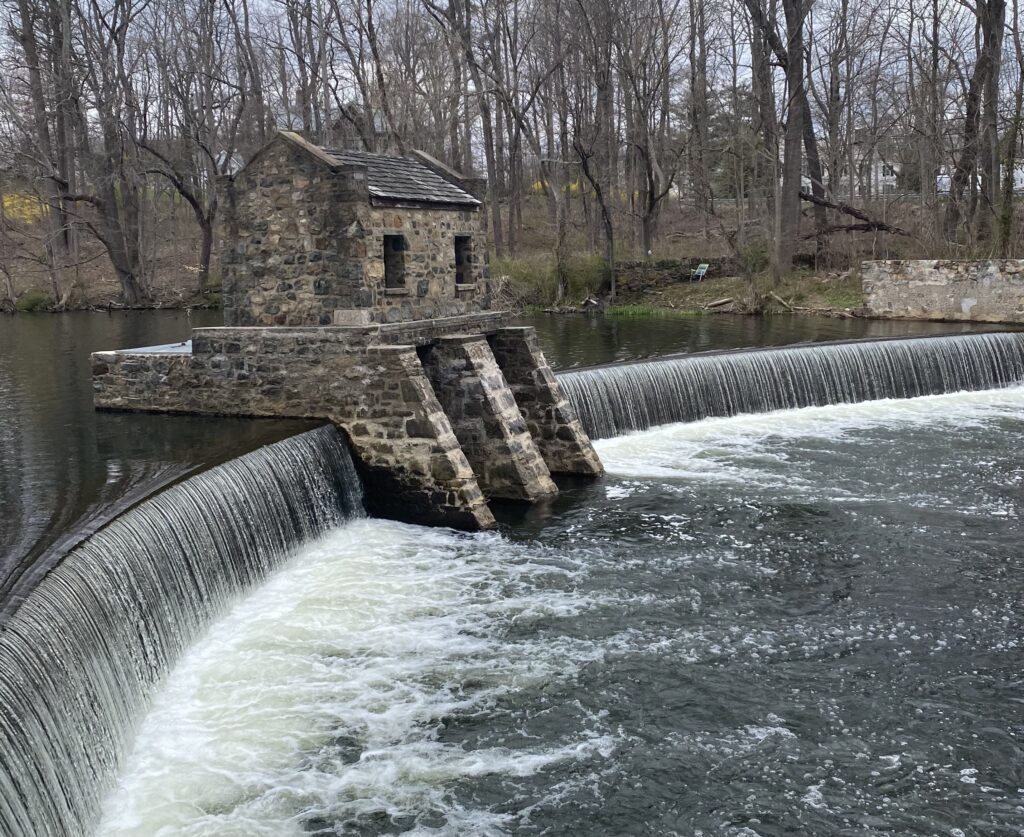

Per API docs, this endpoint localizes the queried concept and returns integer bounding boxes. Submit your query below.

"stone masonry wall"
[222,139,365,326]
[92,330,494,530]
[863,260,1024,323]
[487,327,604,476]
[354,204,490,323]
[222,133,491,328]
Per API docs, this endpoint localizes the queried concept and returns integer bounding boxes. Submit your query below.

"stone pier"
[91,315,600,530]
[487,327,604,476]
[423,335,557,501]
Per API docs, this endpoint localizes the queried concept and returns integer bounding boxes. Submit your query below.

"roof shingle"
[324,149,480,208]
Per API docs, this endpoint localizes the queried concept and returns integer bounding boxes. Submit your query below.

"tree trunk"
[776,0,806,277]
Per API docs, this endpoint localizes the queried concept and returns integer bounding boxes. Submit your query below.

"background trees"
[2,0,1024,305]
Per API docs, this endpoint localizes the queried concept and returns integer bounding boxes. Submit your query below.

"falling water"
[0,425,363,837]
[557,332,1024,439]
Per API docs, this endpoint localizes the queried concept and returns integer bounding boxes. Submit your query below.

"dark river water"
[2,310,1023,836]
[0,311,316,615]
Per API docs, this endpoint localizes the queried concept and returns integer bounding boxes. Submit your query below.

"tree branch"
[798,190,911,236]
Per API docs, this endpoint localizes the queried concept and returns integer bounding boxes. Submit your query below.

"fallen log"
[705,297,734,309]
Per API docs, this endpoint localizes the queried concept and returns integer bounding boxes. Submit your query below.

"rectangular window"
[455,235,472,285]
[383,235,406,289]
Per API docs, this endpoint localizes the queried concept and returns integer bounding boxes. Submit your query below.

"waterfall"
[558,332,1024,439]
[0,425,363,837]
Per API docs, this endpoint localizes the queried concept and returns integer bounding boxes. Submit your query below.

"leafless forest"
[0,0,1019,307]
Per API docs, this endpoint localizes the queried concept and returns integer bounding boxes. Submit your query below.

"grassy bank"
[496,252,865,316]
[611,272,865,314]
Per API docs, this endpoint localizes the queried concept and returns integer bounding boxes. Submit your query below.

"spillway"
[557,331,1024,438]
[0,426,363,837]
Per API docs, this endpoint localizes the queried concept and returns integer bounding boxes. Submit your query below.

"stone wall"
[354,204,490,323]
[423,335,557,501]
[92,331,494,530]
[487,327,603,476]
[222,133,491,327]
[92,320,603,530]
[863,260,1024,323]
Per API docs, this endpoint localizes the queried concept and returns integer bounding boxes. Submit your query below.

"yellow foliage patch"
[2,193,45,224]
[529,179,582,195]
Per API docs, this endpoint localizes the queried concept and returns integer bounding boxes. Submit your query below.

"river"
[1,310,1022,836]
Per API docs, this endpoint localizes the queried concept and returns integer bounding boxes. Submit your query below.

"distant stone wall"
[614,259,741,296]
[222,135,491,327]
[863,260,1024,323]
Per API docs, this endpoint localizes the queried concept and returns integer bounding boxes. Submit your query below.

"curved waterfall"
[558,332,1024,439]
[0,425,363,837]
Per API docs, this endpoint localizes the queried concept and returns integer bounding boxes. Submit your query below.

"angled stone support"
[487,326,603,476]
[338,346,495,530]
[422,334,558,502]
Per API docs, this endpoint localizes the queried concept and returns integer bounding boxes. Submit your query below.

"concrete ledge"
[197,310,512,349]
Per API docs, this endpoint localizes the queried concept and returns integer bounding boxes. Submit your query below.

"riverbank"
[547,272,866,319]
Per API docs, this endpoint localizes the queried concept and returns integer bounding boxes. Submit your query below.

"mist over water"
[94,388,1024,836]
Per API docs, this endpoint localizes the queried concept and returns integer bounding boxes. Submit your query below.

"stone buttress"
[91,318,601,530]
[487,327,603,476]
[422,335,557,501]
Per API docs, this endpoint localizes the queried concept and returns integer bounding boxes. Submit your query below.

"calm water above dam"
[1,310,1023,836]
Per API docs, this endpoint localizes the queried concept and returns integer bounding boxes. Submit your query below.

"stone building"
[221,131,491,327]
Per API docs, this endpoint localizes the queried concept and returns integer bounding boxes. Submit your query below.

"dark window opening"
[455,235,472,285]
[383,235,406,288]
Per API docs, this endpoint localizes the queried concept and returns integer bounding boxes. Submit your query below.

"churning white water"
[594,385,1024,485]
[0,426,363,837]
[95,520,615,837]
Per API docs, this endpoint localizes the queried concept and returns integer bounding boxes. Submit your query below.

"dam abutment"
[91,315,598,529]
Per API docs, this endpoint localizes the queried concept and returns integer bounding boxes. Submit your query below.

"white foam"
[95,520,613,836]
[595,386,1024,481]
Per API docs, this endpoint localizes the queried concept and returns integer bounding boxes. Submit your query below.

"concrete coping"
[433,333,489,345]
[193,311,511,339]
[93,340,192,357]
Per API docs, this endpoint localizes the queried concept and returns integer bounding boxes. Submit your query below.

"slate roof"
[324,149,481,208]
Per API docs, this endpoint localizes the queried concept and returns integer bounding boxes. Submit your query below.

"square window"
[383,235,406,289]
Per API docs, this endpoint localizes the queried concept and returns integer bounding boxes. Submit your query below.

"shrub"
[492,252,609,305]
[740,238,772,274]
[15,289,53,312]
[1,193,45,224]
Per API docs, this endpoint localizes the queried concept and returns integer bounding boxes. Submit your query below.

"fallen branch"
[768,291,794,310]
[798,190,911,237]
